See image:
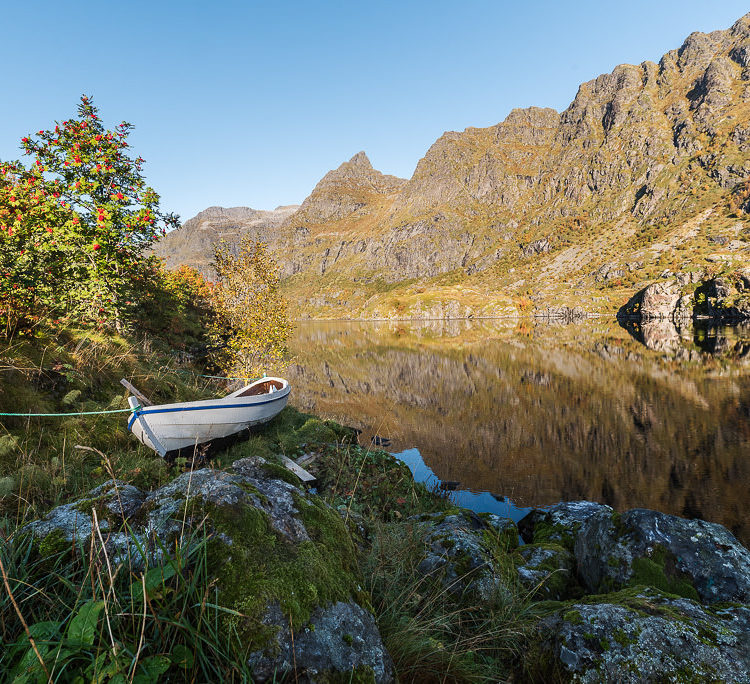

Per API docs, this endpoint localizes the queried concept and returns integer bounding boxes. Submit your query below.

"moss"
[612,628,636,647]
[280,418,338,454]
[260,461,301,486]
[342,633,353,645]
[628,545,699,601]
[531,519,578,552]
[37,528,70,557]
[315,444,450,522]
[201,493,363,651]
[563,608,584,625]
[515,543,579,599]
[579,586,697,622]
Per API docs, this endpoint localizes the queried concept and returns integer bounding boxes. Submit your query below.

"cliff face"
[152,205,299,276]
[156,14,750,317]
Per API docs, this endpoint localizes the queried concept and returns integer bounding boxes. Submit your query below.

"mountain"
[155,14,750,319]
[153,205,299,276]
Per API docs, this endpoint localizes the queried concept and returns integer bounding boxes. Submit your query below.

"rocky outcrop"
[697,269,750,320]
[618,279,689,321]
[514,543,577,599]
[412,510,518,600]
[621,269,750,324]
[519,501,750,681]
[23,458,394,682]
[152,205,299,277]
[535,588,750,683]
[157,15,750,318]
[290,152,406,226]
[518,501,613,551]
[575,507,750,603]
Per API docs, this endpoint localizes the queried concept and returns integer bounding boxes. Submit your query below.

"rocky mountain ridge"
[155,13,750,319]
[153,204,299,275]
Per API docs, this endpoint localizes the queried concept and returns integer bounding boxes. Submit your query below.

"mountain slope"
[156,13,750,319]
[153,205,299,275]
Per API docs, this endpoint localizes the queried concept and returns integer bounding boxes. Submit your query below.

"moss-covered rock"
[314,444,449,522]
[22,457,394,682]
[518,501,613,552]
[527,587,750,683]
[411,509,518,602]
[514,542,581,600]
[575,507,750,603]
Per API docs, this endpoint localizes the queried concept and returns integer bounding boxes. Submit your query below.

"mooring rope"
[0,405,140,418]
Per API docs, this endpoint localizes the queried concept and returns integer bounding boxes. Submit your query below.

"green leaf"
[66,600,105,646]
[132,655,170,683]
[131,561,178,601]
[169,644,194,669]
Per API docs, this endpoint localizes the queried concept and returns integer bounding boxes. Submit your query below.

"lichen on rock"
[575,507,750,603]
[530,587,750,683]
[22,456,394,682]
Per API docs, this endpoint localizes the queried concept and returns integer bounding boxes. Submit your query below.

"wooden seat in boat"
[235,379,285,397]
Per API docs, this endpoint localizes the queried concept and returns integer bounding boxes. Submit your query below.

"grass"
[0,325,220,528]
[0,509,253,682]
[361,520,540,682]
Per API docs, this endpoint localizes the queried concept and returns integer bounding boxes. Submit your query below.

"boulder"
[23,457,394,682]
[575,507,750,603]
[518,501,613,551]
[413,510,518,601]
[532,587,750,683]
[513,543,578,600]
[639,280,682,320]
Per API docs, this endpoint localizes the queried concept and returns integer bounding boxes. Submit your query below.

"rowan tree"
[0,95,179,335]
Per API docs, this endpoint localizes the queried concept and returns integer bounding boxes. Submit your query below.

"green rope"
[0,406,140,418]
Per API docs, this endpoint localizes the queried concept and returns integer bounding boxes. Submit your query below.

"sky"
[1,1,748,222]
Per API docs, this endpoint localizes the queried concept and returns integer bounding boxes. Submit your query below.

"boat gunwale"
[127,384,289,430]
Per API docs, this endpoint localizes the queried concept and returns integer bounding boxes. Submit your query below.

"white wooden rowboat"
[126,377,290,456]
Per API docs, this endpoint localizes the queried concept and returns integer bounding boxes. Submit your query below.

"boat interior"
[235,379,285,397]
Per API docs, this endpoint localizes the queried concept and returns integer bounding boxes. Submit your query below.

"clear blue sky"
[1,1,748,222]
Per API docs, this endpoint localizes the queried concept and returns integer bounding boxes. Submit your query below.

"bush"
[209,238,291,377]
[0,96,179,337]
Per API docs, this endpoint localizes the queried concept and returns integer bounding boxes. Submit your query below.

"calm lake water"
[287,318,750,545]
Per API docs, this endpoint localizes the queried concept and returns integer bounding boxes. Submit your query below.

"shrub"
[209,238,291,377]
[0,96,179,337]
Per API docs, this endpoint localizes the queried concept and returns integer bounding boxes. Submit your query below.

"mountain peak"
[347,151,372,168]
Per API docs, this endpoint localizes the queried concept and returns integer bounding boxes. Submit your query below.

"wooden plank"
[120,378,154,407]
[281,455,316,482]
[296,453,317,467]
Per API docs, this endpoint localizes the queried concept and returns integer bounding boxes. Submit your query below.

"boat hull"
[127,379,290,456]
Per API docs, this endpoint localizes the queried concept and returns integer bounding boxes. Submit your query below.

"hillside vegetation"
[156,13,750,319]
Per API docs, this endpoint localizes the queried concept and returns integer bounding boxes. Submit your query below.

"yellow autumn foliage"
[209,239,291,378]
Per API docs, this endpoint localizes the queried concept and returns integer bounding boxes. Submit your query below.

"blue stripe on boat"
[127,394,287,431]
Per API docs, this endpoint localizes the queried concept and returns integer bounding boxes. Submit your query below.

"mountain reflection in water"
[287,319,750,545]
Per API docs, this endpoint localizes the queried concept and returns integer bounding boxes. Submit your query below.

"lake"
[286,318,750,545]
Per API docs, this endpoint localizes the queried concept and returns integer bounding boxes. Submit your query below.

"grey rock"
[151,205,299,277]
[538,588,750,683]
[515,543,577,599]
[575,507,750,603]
[413,510,517,601]
[520,238,551,257]
[24,503,94,543]
[639,280,682,320]
[22,459,393,681]
[518,501,613,551]
[248,601,393,683]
